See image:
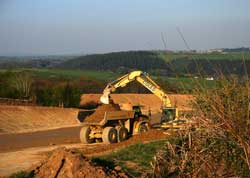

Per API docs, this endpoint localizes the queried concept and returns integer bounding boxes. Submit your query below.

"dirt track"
[0,126,82,153]
[0,143,103,177]
[0,129,168,177]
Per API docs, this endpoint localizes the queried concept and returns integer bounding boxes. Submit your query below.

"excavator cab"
[161,108,186,129]
[160,108,177,123]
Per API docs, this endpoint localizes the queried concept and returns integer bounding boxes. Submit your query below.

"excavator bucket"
[100,92,110,104]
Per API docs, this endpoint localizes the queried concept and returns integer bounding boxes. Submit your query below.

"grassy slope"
[0,68,119,81]
[92,140,166,177]
[0,68,216,92]
[162,77,217,92]
[157,51,250,76]
[158,51,250,61]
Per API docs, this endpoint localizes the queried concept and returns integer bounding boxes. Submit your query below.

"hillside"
[0,55,75,69]
[58,51,172,74]
[1,51,250,77]
[59,51,250,76]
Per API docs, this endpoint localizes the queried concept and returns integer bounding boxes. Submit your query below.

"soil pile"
[84,104,120,124]
[80,129,168,156]
[31,147,128,178]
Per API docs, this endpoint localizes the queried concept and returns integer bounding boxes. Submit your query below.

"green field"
[158,51,250,61]
[0,68,217,92]
[92,140,166,177]
[0,68,119,81]
[162,76,217,92]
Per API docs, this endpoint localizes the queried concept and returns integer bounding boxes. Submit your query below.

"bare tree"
[9,71,33,99]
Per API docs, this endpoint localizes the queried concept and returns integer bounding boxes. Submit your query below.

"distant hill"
[170,58,250,76]
[0,55,75,68]
[59,50,250,76]
[222,47,250,52]
[1,51,250,77]
[58,51,172,74]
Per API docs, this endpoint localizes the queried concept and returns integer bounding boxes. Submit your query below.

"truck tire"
[80,126,94,144]
[117,127,128,142]
[138,123,149,133]
[102,127,117,144]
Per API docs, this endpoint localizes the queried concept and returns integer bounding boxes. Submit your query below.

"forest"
[0,70,179,108]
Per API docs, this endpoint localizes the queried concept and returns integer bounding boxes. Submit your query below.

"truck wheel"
[117,127,128,142]
[138,123,149,133]
[80,126,94,144]
[102,127,117,144]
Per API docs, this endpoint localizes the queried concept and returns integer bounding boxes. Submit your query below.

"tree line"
[0,70,180,108]
[59,51,172,74]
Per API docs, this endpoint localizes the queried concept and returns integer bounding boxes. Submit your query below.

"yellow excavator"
[100,70,185,129]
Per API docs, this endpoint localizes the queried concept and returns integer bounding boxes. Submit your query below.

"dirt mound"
[84,103,120,123]
[0,105,80,134]
[31,147,128,178]
[81,129,168,156]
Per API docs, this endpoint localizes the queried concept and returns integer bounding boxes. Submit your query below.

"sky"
[0,0,249,56]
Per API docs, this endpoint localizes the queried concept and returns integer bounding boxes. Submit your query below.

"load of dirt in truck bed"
[84,103,121,124]
[80,94,194,114]
[30,147,128,178]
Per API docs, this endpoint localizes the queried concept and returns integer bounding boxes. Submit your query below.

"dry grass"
[150,76,250,178]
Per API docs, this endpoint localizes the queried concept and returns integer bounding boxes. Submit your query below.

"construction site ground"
[0,126,82,153]
[0,105,80,134]
[0,94,192,177]
[0,129,168,177]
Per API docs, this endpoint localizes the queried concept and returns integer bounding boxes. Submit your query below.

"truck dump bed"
[83,110,135,126]
[82,103,135,126]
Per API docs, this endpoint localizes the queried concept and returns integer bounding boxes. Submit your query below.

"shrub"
[9,171,34,178]
[150,77,250,178]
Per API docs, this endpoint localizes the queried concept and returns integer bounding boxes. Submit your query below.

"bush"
[9,171,34,178]
[150,77,250,178]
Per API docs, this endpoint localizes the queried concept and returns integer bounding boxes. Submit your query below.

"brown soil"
[28,129,167,178]
[0,128,168,176]
[0,105,80,134]
[84,103,120,123]
[80,129,168,156]
[0,126,82,153]
[80,94,194,115]
[30,147,128,178]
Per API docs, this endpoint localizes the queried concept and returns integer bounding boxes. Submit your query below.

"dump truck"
[80,105,150,144]
[100,70,187,129]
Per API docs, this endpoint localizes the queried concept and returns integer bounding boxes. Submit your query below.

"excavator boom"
[100,70,171,108]
[100,71,143,104]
